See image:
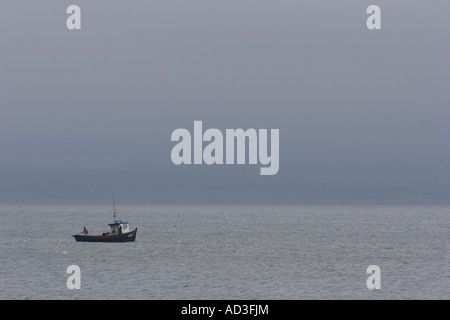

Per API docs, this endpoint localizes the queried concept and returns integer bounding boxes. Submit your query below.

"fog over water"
[1,1,449,203]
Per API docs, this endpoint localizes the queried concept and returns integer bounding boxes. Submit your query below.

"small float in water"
[73,196,137,243]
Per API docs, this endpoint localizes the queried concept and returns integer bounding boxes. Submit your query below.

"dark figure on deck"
[119,225,122,235]
[82,227,88,235]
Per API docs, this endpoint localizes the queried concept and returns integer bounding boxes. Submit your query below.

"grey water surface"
[1,204,449,299]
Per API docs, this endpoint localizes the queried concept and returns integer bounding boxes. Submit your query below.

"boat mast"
[112,193,117,221]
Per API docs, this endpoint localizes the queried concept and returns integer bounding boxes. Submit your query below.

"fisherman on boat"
[72,194,137,242]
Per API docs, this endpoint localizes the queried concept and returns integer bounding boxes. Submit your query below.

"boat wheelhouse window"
[122,224,128,229]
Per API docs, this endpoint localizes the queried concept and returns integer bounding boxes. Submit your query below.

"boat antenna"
[112,192,117,221]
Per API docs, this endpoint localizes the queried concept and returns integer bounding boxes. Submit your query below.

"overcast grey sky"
[1,1,449,203]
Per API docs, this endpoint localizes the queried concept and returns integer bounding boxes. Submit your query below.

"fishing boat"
[73,196,138,243]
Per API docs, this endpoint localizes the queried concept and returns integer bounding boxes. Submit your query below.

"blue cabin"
[108,220,132,235]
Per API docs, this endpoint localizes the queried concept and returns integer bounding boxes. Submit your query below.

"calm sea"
[1,204,449,299]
